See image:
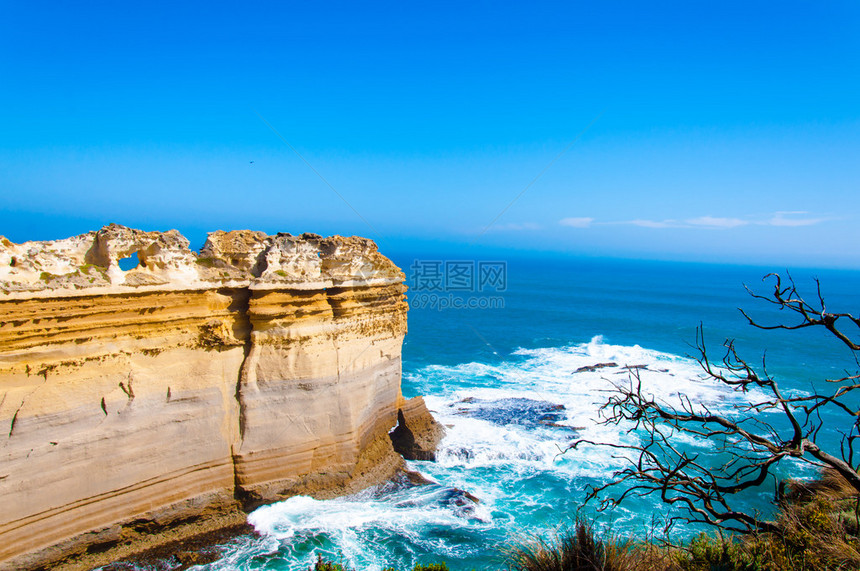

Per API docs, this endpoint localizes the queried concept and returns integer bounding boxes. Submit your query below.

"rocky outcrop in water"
[0,225,437,570]
[390,397,446,461]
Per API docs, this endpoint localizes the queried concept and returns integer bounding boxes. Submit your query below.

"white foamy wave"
[207,483,494,571]
[202,337,763,570]
[414,336,745,475]
[248,492,491,542]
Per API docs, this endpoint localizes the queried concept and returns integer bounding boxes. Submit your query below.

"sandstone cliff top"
[0,224,404,298]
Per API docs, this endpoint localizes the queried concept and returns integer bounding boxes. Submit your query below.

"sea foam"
[207,337,760,570]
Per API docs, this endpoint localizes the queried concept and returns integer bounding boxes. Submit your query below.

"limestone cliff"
[0,225,443,571]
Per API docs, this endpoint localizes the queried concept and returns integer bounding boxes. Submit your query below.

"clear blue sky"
[1,1,858,267]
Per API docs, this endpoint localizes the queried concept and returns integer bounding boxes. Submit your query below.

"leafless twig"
[570,273,860,534]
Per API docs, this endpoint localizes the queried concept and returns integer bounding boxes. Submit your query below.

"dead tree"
[570,273,860,534]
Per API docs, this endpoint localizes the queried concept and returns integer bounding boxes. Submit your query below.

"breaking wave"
[196,336,754,570]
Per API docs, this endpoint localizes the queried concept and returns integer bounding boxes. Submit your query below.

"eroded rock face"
[0,224,404,295]
[390,397,447,461]
[0,225,435,571]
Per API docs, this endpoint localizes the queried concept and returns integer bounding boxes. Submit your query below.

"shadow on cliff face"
[390,409,434,460]
[389,398,446,461]
[95,523,255,571]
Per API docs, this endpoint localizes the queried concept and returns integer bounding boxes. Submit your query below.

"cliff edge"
[0,224,443,570]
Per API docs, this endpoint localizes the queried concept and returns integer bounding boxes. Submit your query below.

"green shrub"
[311,554,350,571]
[678,534,749,571]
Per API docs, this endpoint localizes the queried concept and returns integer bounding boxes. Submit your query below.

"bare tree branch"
[570,273,860,535]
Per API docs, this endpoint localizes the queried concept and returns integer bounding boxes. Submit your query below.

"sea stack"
[0,225,442,570]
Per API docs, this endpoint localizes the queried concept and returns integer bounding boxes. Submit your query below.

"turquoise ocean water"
[110,255,860,570]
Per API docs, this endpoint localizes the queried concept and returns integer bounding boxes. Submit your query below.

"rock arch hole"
[9,257,16,267]
[118,252,142,271]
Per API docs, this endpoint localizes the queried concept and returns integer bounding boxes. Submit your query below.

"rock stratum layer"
[0,225,442,571]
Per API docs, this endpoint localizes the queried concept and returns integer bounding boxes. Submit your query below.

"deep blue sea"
[127,255,860,570]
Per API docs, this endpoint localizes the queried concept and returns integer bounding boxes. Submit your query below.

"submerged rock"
[453,397,568,428]
[440,488,484,521]
[403,470,437,487]
[573,362,617,373]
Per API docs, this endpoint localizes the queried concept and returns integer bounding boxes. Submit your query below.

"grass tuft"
[505,520,637,571]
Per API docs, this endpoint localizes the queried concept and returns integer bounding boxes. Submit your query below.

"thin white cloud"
[685,216,749,229]
[557,211,834,231]
[766,211,829,227]
[559,217,593,228]
[627,219,682,228]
